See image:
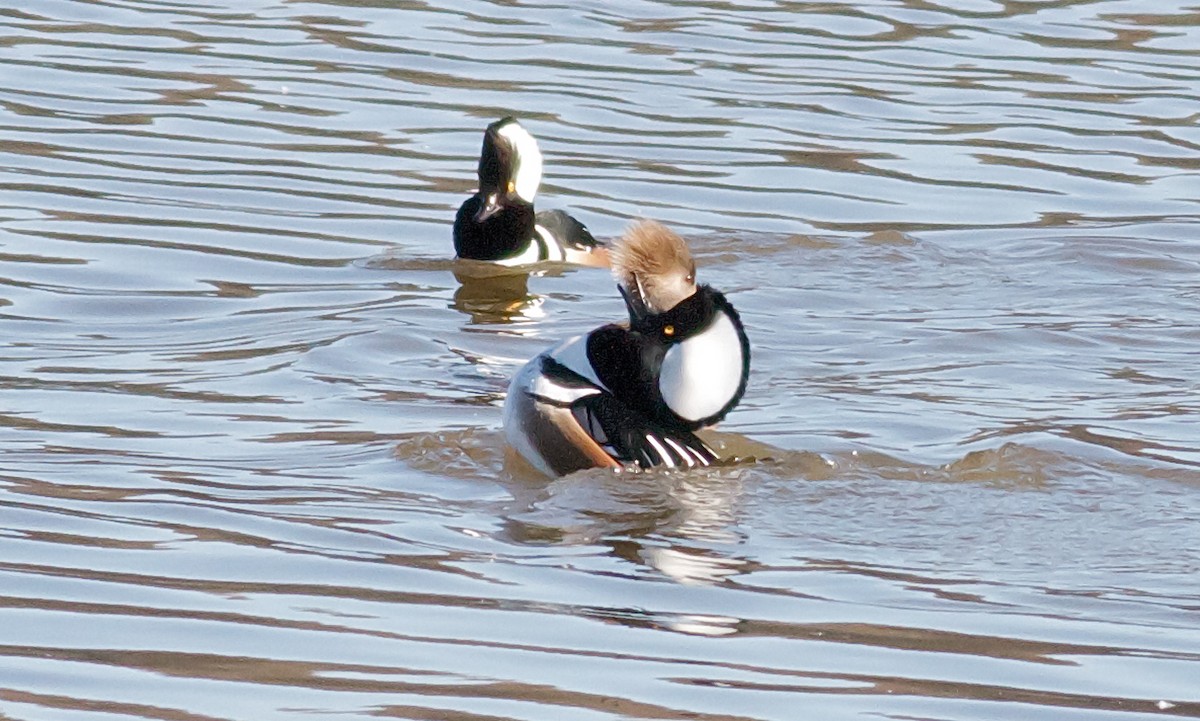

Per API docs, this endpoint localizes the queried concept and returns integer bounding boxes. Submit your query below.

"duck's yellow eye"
[507,180,515,194]
[663,324,675,337]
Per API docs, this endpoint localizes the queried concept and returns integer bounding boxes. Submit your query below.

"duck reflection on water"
[450,261,548,325]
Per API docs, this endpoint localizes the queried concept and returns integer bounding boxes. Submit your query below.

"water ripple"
[1,0,1198,719]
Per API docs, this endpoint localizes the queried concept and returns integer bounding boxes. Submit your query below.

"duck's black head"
[454,117,546,260]
[474,116,544,222]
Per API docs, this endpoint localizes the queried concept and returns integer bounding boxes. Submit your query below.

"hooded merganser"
[504,220,750,477]
[453,117,608,267]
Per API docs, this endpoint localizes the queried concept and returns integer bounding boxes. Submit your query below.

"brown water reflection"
[1,0,1199,719]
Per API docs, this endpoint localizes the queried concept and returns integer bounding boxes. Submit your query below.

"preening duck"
[503,220,750,477]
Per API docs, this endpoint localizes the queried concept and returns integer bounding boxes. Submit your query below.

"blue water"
[0,1,1198,719]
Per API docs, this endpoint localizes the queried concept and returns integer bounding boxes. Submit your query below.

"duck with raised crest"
[454,117,608,267]
[503,220,750,477]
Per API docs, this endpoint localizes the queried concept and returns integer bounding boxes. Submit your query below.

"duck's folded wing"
[535,209,600,249]
[570,392,717,470]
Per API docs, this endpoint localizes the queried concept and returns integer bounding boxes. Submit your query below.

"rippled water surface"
[2,1,1199,719]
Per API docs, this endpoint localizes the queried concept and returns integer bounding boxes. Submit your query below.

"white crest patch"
[659,311,743,423]
[497,121,543,203]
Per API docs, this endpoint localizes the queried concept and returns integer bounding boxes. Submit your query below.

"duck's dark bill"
[474,194,502,222]
[618,283,649,324]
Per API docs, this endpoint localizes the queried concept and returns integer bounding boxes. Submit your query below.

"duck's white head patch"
[497,120,543,203]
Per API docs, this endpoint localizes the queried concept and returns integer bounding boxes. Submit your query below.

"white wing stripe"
[662,437,694,467]
[644,435,675,468]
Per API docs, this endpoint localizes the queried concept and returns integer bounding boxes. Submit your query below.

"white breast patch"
[658,312,743,423]
[494,237,543,266]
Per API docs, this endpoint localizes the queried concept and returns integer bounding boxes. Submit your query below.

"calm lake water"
[1,1,1198,719]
